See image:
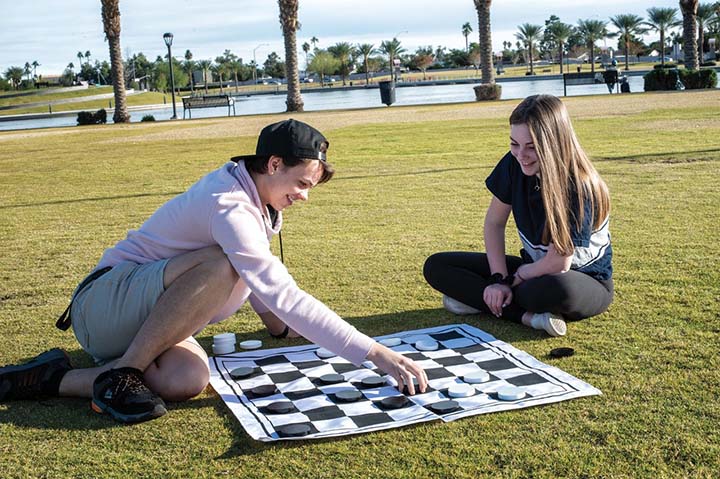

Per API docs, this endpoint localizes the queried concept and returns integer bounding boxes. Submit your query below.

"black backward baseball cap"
[231,119,329,162]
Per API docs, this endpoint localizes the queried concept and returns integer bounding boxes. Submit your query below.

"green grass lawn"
[0,91,719,478]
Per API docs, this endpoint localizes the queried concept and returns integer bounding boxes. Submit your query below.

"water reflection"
[0,75,681,131]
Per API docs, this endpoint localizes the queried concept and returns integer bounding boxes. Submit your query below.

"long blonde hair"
[509,95,610,256]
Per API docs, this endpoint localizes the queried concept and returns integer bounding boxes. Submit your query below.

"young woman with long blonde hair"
[424,95,613,336]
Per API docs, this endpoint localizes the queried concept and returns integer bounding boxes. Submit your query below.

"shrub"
[699,61,716,67]
[141,114,156,122]
[653,63,677,69]
[76,108,108,126]
[679,69,718,89]
[644,69,683,91]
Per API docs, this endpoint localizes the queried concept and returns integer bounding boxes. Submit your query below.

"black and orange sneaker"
[0,348,72,401]
[91,367,167,424]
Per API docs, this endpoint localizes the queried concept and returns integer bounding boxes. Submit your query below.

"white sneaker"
[529,313,567,337]
[442,295,481,315]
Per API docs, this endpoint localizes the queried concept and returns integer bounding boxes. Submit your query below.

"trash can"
[379,80,395,106]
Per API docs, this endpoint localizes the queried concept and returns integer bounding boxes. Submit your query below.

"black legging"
[423,252,613,322]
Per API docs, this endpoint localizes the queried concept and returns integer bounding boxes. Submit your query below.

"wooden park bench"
[181,94,236,119]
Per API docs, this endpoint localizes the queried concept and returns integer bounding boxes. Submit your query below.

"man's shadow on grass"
[0,309,550,442]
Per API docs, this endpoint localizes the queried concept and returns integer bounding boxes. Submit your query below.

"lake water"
[0,75,674,131]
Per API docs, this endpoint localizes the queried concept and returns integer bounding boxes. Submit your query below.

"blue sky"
[2,0,682,76]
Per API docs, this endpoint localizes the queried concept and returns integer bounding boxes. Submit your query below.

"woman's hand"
[366,343,428,395]
[483,283,513,317]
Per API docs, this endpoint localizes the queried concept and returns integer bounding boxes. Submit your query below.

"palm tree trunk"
[624,38,630,71]
[660,31,667,67]
[559,42,564,75]
[365,58,369,84]
[529,43,534,75]
[590,44,595,73]
[101,0,130,123]
[698,27,704,63]
[279,0,304,112]
[681,1,699,69]
[475,0,495,84]
[234,71,239,94]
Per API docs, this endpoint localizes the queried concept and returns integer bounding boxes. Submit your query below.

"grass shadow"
[0,191,183,210]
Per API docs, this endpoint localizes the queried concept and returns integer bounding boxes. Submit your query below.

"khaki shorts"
[71,260,169,362]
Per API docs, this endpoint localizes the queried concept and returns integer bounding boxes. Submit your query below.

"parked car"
[301,77,314,83]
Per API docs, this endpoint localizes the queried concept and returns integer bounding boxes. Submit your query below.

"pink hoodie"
[96,161,374,365]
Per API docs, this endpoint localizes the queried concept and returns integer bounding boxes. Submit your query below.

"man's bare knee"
[144,345,210,402]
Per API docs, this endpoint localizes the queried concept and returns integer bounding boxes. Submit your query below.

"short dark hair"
[242,156,335,184]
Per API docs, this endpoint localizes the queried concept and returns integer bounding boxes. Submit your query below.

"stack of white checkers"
[213,333,262,355]
[208,323,601,441]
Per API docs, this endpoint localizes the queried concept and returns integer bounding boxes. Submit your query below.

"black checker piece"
[277,423,316,438]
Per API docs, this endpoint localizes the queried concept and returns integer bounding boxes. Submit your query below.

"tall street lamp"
[163,32,177,120]
[253,43,269,87]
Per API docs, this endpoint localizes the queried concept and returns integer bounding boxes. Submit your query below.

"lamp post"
[393,30,408,82]
[253,43,269,88]
[163,32,177,120]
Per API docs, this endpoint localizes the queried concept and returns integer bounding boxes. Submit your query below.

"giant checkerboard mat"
[209,324,600,441]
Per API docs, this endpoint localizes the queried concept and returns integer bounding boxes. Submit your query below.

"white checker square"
[441,337,477,349]
[247,391,285,407]
[455,393,494,409]
[361,385,401,400]
[408,390,446,406]
[285,351,321,363]
[385,403,433,421]
[300,363,337,379]
[491,367,530,381]
[235,375,272,390]
[343,368,373,382]
[362,360,377,369]
[313,416,357,432]
[276,377,315,393]
[422,348,460,359]
[318,382,354,395]
[335,400,378,416]
[522,382,567,396]
[293,394,336,412]
[464,349,502,362]
[266,412,308,427]
[259,362,299,374]
[415,358,443,370]
[446,362,485,378]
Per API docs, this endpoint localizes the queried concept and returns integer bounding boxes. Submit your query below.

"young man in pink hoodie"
[0,119,427,424]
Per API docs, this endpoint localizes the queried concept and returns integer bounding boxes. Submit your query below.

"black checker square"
[303,405,346,422]
[434,355,471,367]
[430,331,464,342]
[506,372,548,387]
[267,370,305,384]
[475,357,517,371]
[456,344,489,355]
[293,360,327,370]
[255,355,290,367]
[284,388,324,401]
[331,362,362,374]
[424,367,455,380]
[350,412,394,428]
[403,352,426,361]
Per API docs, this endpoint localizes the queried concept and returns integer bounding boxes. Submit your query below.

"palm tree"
[679,1,700,69]
[278,0,304,112]
[545,21,574,74]
[462,22,473,52]
[645,7,680,67]
[23,63,32,81]
[328,42,353,85]
[610,14,647,71]
[197,59,212,94]
[212,61,226,94]
[85,51,92,66]
[379,38,405,81]
[302,41,311,70]
[307,50,339,87]
[696,3,716,63]
[576,19,608,73]
[31,61,40,79]
[310,36,319,52]
[100,0,129,123]
[184,49,194,92]
[77,51,84,69]
[473,0,495,86]
[515,23,543,75]
[356,43,376,84]
[4,66,24,90]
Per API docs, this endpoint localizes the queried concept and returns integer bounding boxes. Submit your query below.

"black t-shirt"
[485,152,612,280]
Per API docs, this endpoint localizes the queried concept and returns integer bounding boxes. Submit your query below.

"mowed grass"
[0,91,719,478]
